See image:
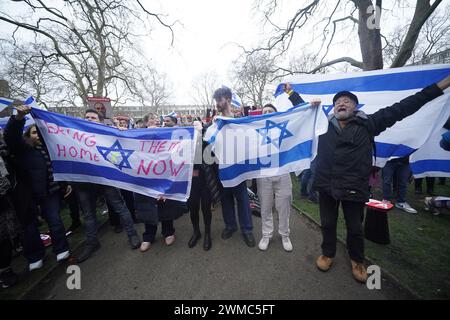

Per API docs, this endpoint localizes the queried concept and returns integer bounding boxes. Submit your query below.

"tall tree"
[251,0,445,74]
[232,52,275,107]
[0,0,175,106]
[191,71,220,113]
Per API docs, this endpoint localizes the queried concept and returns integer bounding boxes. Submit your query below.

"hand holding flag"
[14,105,31,120]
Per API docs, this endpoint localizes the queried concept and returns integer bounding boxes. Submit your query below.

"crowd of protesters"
[0,73,449,290]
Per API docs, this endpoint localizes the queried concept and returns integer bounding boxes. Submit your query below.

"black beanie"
[333,91,359,105]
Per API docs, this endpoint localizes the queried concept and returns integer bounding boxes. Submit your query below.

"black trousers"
[0,239,12,269]
[107,190,136,226]
[188,171,212,234]
[414,177,435,193]
[319,192,365,263]
[65,187,80,224]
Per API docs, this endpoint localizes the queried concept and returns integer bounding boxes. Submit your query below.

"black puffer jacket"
[289,84,444,202]
[4,116,59,200]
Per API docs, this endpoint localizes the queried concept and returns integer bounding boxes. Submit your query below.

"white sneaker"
[395,202,418,214]
[56,250,70,262]
[281,236,293,252]
[29,259,43,271]
[258,237,270,251]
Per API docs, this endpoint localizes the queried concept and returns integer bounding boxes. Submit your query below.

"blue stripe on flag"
[375,142,417,158]
[274,68,450,97]
[410,160,450,175]
[0,98,13,106]
[219,140,312,181]
[31,108,194,140]
[24,96,34,105]
[52,161,188,194]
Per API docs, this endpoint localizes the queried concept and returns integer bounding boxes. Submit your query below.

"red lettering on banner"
[137,159,154,175]
[56,144,99,162]
[80,149,96,161]
[168,141,181,152]
[169,160,185,177]
[140,140,169,154]
[84,135,96,147]
[137,159,176,176]
[57,144,66,157]
[69,146,78,157]
[73,131,86,143]
[157,141,167,153]
[153,160,167,175]
[44,121,65,135]
[72,131,96,147]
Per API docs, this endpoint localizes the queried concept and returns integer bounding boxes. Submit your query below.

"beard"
[335,110,353,120]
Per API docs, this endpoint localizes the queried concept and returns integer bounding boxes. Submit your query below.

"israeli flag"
[0,97,13,112]
[274,64,450,177]
[204,103,328,187]
[30,108,197,201]
[222,85,242,109]
[167,111,177,118]
[0,115,35,130]
[24,96,47,110]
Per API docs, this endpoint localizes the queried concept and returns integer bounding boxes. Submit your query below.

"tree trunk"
[352,0,384,70]
[390,0,443,68]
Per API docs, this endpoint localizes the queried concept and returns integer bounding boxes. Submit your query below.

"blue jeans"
[300,170,311,196]
[382,160,411,203]
[23,192,69,263]
[39,192,69,255]
[75,183,137,245]
[21,203,45,264]
[221,181,253,234]
[299,158,317,200]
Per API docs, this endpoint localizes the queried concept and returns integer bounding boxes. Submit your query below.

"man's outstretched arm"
[368,74,450,136]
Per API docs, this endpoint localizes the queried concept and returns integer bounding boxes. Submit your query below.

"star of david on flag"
[256,120,293,148]
[97,140,134,170]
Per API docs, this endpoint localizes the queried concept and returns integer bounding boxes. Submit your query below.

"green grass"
[291,173,450,299]
[0,207,107,300]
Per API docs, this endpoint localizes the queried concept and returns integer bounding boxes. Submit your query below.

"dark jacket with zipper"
[4,116,60,200]
[288,84,444,202]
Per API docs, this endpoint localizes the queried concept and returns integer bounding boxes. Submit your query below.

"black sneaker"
[129,234,141,250]
[242,233,256,247]
[0,268,18,289]
[221,228,236,240]
[76,242,101,263]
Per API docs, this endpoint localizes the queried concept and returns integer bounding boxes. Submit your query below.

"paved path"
[26,208,412,300]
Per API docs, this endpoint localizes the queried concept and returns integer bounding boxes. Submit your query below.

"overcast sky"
[0,0,436,106]
[146,0,262,104]
[131,0,424,105]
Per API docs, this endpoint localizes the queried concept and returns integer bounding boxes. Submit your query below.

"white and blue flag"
[274,64,450,177]
[0,97,13,112]
[31,108,197,201]
[222,85,242,109]
[24,95,46,110]
[0,115,35,131]
[204,103,328,187]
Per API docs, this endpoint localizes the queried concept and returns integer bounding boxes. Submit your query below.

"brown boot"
[316,255,333,272]
[351,260,368,283]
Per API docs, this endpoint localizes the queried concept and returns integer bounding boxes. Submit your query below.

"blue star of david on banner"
[255,120,293,148]
[97,140,134,170]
